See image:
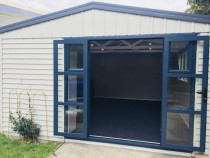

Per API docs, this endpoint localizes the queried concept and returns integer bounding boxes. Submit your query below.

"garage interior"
[89,39,163,143]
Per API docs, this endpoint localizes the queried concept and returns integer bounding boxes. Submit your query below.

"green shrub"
[9,92,41,142]
[9,112,41,141]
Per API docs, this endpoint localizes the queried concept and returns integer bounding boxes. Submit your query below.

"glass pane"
[169,41,190,71]
[58,106,83,134]
[167,78,202,110]
[68,44,83,70]
[166,113,201,147]
[68,75,83,102]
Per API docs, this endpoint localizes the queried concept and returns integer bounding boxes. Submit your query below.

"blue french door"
[54,39,88,138]
[161,35,209,151]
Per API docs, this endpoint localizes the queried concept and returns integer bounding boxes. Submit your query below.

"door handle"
[196,88,207,102]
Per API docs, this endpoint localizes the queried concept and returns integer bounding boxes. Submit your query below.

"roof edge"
[0,2,210,34]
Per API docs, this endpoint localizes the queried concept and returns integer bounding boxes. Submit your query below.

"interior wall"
[90,52,162,101]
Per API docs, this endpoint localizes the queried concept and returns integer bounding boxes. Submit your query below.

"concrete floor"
[49,142,190,158]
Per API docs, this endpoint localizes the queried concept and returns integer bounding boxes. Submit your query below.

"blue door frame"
[161,36,209,152]
[54,38,88,138]
[54,33,209,152]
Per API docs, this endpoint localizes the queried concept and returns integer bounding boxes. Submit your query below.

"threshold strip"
[89,135,160,145]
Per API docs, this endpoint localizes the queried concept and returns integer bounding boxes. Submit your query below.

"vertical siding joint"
[151,17,154,34]
[192,22,195,33]
[139,15,141,34]
[178,20,181,33]
[82,12,84,36]
[115,12,117,35]
[164,18,167,34]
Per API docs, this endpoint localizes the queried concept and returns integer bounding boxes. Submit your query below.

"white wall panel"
[195,23,209,33]
[140,16,153,34]
[93,10,105,36]
[3,74,53,80]
[30,22,52,38]
[70,13,83,37]
[153,18,166,34]
[2,38,53,44]
[104,11,117,36]
[180,21,194,33]
[166,20,180,33]
[127,14,141,35]
[2,56,53,64]
[116,13,128,35]
[59,16,73,37]
[83,10,94,36]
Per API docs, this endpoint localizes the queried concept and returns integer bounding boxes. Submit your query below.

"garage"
[0,2,210,157]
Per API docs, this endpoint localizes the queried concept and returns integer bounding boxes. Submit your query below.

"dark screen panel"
[90,53,162,101]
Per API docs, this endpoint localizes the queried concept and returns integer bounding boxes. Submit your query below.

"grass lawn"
[0,133,61,158]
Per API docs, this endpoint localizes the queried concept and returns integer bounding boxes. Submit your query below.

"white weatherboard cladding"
[0,9,210,158]
[0,38,2,133]
[1,38,63,142]
[193,40,204,150]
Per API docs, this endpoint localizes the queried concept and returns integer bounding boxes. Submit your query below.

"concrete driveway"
[49,141,190,158]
